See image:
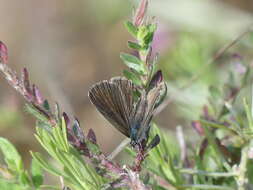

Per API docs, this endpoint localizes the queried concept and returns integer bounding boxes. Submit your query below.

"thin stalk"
[237,146,249,190]
[180,168,237,177]
[179,184,235,190]
[107,138,130,160]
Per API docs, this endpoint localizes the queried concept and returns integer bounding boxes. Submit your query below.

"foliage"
[0,0,253,190]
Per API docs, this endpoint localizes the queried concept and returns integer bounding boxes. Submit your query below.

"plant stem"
[179,168,237,177]
[179,184,235,190]
[237,146,249,190]
[107,138,130,160]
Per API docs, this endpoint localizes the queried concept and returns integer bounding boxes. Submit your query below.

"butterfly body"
[88,77,163,147]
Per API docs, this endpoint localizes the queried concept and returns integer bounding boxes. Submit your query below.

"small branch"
[107,138,130,160]
[154,25,253,116]
[132,147,146,172]
[237,146,249,190]
[180,168,237,177]
[179,184,235,190]
[176,126,187,166]
[59,176,64,189]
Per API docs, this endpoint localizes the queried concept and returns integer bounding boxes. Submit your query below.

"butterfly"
[88,76,164,147]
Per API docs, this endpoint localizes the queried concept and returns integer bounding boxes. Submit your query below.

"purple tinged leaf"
[43,100,50,112]
[73,118,85,141]
[146,46,152,64]
[203,105,211,120]
[234,62,246,75]
[148,70,163,90]
[147,134,160,150]
[149,71,167,109]
[78,142,90,157]
[87,128,97,144]
[191,121,204,136]
[0,41,8,64]
[32,84,43,104]
[67,132,76,144]
[133,0,148,27]
[21,68,31,94]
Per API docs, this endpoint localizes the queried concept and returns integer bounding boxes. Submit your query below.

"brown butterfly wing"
[136,82,165,142]
[110,77,135,115]
[88,78,135,137]
[130,91,147,130]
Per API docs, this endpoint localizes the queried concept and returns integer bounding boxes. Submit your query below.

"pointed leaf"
[0,137,23,173]
[147,134,160,150]
[120,53,146,74]
[0,41,8,64]
[123,70,142,86]
[124,21,138,37]
[31,158,43,188]
[127,41,142,50]
[87,129,97,144]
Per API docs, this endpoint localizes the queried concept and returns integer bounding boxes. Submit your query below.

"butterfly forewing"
[88,78,135,137]
[110,77,135,115]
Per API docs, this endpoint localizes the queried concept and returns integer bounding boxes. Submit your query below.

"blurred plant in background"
[1,0,253,190]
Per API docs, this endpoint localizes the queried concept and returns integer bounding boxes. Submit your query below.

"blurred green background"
[0,0,253,185]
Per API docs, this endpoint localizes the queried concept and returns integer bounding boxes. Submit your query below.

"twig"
[154,25,253,116]
[60,176,64,189]
[237,146,249,190]
[180,168,237,177]
[107,138,131,160]
[179,184,235,190]
[176,126,187,166]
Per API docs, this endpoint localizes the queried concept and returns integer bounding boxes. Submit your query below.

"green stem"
[179,184,235,190]
[180,168,237,177]
[237,146,249,190]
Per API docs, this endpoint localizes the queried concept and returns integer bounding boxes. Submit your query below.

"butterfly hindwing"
[136,82,164,143]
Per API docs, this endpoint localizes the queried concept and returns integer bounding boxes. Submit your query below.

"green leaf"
[123,70,142,86]
[0,178,26,190]
[199,119,238,135]
[25,104,50,125]
[61,117,69,151]
[0,137,23,173]
[31,158,43,188]
[201,125,229,169]
[124,21,138,37]
[141,125,183,185]
[52,122,69,152]
[143,24,157,45]
[31,152,64,177]
[120,53,146,74]
[19,170,31,186]
[127,41,142,50]
[244,98,253,132]
[137,24,157,47]
[209,86,221,99]
[35,127,58,159]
